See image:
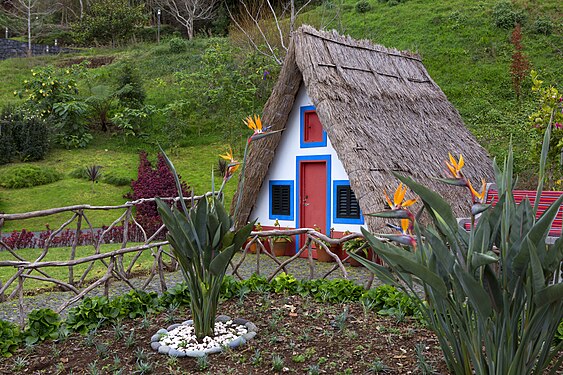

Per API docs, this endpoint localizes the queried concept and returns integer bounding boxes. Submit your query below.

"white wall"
[250,85,365,233]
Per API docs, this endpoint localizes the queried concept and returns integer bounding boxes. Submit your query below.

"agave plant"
[156,114,277,340]
[351,125,563,374]
[156,155,253,339]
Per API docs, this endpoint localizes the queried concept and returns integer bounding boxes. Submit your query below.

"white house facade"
[250,86,366,251]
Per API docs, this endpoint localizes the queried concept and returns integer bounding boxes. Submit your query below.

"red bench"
[461,185,563,238]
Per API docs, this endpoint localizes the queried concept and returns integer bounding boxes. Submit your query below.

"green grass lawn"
[0,243,169,294]
[0,134,238,232]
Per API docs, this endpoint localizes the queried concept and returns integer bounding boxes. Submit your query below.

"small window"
[304,111,323,143]
[269,181,294,220]
[272,185,291,216]
[336,185,360,219]
[300,106,327,148]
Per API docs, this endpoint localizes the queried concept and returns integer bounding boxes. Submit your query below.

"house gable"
[250,86,365,237]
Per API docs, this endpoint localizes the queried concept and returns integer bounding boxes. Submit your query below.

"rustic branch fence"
[0,195,378,326]
[4,196,559,327]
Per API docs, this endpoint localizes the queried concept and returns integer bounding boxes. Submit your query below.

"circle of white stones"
[150,315,258,358]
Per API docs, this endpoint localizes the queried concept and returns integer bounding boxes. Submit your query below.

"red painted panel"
[300,161,327,258]
[304,111,323,143]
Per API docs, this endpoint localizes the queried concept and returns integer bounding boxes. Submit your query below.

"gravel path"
[0,253,378,324]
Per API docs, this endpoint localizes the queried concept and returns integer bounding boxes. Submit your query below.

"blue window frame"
[332,180,364,224]
[300,105,327,148]
[269,180,294,221]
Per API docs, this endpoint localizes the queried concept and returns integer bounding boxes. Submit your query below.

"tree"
[71,0,146,46]
[155,0,218,40]
[225,0,313,65]
[2,0,57,54]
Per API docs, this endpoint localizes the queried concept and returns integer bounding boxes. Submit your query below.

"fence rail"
[0,196,379,326]
[1,196,561,326]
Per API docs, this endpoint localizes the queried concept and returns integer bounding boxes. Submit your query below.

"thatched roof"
[232,25,494,231]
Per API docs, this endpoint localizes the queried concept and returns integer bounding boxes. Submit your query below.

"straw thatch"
[232,25,494,231]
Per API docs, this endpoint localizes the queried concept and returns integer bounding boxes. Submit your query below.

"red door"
[299,161,327,259]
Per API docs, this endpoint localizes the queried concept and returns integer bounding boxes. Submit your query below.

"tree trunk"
[186,18,193,40]
[27,2,31,56]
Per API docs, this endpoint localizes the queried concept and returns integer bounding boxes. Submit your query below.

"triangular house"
[233,25,493,253]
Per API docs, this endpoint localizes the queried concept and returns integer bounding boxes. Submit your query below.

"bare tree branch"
[226,0,314,66]
[155,0,218,39]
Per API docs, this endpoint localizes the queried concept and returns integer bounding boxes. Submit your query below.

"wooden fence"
[0,195,375,325]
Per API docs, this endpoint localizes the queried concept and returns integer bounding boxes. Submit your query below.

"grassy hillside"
[307,0,561,176]
[0,134,237,232]
[0,0,561,231]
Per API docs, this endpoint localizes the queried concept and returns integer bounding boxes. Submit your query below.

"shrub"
[168,37,188,53]
[115,63,146,109]
[0,165,61,189]
[103,173,131,186]
[532,17,553,35]
[70,0,146,46]
[0,106,49,163]
[0,115,15,165]
[0,320,22,357]
[52,100,92,148]
[69,167,89,179]
[24,308,62,345]
[128,151,190,236]
[356,1,372,13]
[492,1,527,29]
[510,24,530,100]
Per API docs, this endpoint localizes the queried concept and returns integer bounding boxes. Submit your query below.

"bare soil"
[0,293,449,374]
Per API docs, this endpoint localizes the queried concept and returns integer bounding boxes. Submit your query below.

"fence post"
[119,207,132,276]
[69,212,83,286]
[18,270,25,327]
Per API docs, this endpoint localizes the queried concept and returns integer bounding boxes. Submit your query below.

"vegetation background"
[0,0,561,232]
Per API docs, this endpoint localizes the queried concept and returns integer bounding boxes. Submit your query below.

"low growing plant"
[0,319,22,357]
[66,296,120,334]
[24,308,62,345]
[0,165,61,189]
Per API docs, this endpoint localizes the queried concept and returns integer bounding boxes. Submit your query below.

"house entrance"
[299,160,327,258]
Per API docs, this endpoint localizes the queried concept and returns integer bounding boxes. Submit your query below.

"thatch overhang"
[232,25,494,231]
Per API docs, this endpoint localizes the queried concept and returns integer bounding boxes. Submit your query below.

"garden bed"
[0,293,449,374]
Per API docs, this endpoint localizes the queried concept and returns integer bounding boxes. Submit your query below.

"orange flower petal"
[448,153,457,169]
[458,154,465,170]
[254,114,262,131]
[393,183,406,207]
[384,189,394,209]
[403,198,418,207]
[468,178,486,201]
[400,219,410,234]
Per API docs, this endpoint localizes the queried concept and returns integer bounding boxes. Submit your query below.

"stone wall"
[0,38,73,60]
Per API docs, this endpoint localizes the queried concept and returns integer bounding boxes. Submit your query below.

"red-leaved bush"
[510,23,530,100]
[128,151,190,238]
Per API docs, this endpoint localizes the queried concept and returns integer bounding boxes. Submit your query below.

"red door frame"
[296,155,331,257]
